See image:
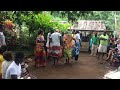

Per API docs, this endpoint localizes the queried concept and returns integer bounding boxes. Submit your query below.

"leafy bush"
[4,12,72,54]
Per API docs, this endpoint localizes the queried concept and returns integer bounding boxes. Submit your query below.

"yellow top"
[72,34,76,46]
[0,54,4,74]
[72,34,76,38]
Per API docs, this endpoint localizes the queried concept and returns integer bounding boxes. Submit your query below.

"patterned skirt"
[48,46,62,58]
[35,44,46,67]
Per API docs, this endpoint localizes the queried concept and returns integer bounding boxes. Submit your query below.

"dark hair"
[103,31,106,34]
[111,35,114,38]
[0,47,3,54]
[72,30,75,34]
[95,33,97,37]
[0,24,3,29]
[76,31,79,33]
[50,28,54,34]
[14,52,24,62]
[1,46,7,52]
[38,30,44,35]
[3,51,13,61]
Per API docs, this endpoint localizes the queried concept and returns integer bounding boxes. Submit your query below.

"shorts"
[98,45,107,53]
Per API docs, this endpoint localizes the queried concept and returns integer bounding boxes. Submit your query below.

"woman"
[2,51,13,79]
[35,30,46,68]
[5,52,24,79]
[50,29,62,65]
[72,31,81,61]
[106,37,118,61]
[63,31,73,63]
[110,39,120,67]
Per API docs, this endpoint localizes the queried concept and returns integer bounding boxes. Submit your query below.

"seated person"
[110,48,120,68]
[21,58,37,79]
[106,38,118,60]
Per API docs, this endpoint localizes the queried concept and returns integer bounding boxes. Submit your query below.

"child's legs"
[75,55,79,61]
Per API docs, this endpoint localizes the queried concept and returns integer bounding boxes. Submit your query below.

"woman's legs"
[75,55,79,61]
[106,50,112,60]
[35,59,40,68]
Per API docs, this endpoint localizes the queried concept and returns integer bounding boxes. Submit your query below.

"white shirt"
[75,33,80,42]
[2,60,12,79]
[5,61,21,79]
[51,32,61,46]
[46,33,52,47]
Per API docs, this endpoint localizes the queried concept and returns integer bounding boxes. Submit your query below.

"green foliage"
[51,11,93,23]
[2,11,120,53]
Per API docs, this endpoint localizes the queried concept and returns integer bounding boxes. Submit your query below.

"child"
[21,58,37,79]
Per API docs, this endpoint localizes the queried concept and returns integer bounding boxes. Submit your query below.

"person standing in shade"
[0,47,5,79]
[5,52,24,79]
[91,33,99,56]
[2,51,13,79]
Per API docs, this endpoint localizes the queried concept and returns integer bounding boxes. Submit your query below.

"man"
[91,32,99,56]
[97,31,109,63]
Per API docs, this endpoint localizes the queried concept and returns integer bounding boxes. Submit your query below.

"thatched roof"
[69,20,106,31]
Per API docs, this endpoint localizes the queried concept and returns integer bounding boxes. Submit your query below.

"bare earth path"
[28,52,111,79]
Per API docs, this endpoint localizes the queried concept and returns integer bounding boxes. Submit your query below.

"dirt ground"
[28,52,112,79]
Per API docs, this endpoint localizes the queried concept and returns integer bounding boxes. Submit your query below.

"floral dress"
[63,34,73,61]
[35,34,46,68]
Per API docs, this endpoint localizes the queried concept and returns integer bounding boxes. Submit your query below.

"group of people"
[0,46,36,79]
[34,29,82,68]
[35,28,120,68]
[1,23,120,79]
[0,23,37,79]
[90,31,120,67]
